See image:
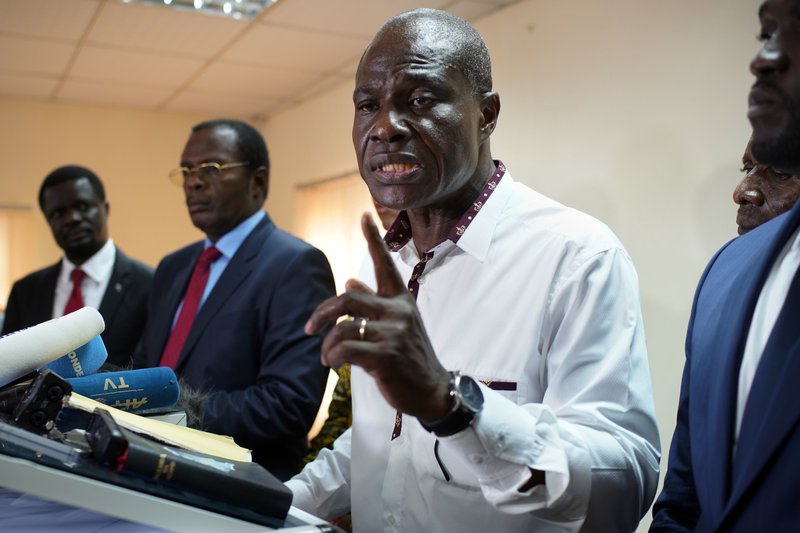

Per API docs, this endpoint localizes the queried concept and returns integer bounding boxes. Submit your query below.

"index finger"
[362,212,406,297]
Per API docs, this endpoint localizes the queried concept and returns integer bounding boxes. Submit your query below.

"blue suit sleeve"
[650,247,727,531]
[650,357,699,531]
[200,246,334,450]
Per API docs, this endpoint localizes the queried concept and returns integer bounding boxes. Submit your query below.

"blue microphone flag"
[67,367,180,413]
[44,335,107,378]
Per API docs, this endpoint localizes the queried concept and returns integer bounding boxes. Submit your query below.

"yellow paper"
[67,393,251,463]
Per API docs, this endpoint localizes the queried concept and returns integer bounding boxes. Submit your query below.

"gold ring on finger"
[359,317,367,341]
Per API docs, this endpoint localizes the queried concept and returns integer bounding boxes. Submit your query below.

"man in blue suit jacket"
[653,0,800,529]
[133,119,335,480]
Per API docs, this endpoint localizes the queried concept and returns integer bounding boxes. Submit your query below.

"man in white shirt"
[2,165,152,369]
[290,9,660,531]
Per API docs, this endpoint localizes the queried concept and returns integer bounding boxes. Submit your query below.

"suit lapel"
[35,264,60,322]
[98,249,128,325]
[693,233,775,519]
[719,201,800,520]
[175,217,274,371]
[726,339,800,514]
[152,245,202,367]
[724,205,800,516]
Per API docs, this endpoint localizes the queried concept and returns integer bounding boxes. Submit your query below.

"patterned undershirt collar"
[383,160,507,252]
[384,160,507,441]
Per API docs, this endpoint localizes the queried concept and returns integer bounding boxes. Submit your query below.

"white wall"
[265,1,763,529]
[0,98,214,271]
[264,82,358,231]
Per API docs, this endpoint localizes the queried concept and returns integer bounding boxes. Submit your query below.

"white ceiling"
[0,0,522,120]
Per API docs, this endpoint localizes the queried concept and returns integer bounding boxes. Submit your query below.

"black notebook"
[105,421,291,520]
[0,416,296,529]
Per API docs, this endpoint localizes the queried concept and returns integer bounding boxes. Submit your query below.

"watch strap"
[419,371,479,437]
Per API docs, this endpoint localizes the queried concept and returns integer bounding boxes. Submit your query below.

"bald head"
[361,8,493,96]
[352,8,500,216]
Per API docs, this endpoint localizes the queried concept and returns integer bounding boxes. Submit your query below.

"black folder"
[0,417,295,529]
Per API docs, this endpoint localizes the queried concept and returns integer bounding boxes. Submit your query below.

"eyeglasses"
[168,161,250,186]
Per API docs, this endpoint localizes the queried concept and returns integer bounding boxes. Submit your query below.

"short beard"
[752,99,800,173]
[63,238,106,265]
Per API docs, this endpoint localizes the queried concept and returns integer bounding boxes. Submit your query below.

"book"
[87,408,292,521]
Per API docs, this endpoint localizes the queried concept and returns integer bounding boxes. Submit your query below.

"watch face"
[458,376,484,413]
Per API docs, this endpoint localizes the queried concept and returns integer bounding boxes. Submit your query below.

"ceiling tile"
[0,36,75,75]
[0,0,99,41]
[288,73,352,105]
[88,1,246,57]
[70,45,204,86]
[223,24,365,73]
[0,0,526,116]
[56,79,174,108]
[0,73,58,99]
[263,0,453,38]
[164,90,278,118]
[189,62,311,99]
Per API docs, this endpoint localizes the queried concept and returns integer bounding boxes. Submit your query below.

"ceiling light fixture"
[118,0,276,20]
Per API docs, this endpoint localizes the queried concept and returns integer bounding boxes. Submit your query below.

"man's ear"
[478,92,500,140]
[251,165,269,202]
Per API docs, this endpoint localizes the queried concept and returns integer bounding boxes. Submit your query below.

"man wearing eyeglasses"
[132,119,336,481]
[2,165,153,370]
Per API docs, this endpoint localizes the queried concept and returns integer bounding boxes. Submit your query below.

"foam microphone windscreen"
[43,335,107,378]
[0,307,105,387]
[66,367,180,413]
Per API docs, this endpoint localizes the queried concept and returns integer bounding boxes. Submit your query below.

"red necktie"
[159,246,222,369]
[63,268,86,315]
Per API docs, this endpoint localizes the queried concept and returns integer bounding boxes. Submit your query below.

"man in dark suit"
[133,119,335,480]
[2,165,152,369]
[733,135,800,235]
[652,0,800,530]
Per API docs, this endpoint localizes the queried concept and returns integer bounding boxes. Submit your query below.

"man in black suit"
[133,119,335,480]
[2,165,152,369]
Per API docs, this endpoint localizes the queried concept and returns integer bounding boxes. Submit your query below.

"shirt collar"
[383,161,510,262]
[62,238,116,283]
[205,210,265,258]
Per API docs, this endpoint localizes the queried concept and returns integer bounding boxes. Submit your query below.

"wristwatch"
[420,371,484,437]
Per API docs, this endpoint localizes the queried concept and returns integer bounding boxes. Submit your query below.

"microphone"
[0,307,105,387]
[43,335,107,378]
[66,367,180,413]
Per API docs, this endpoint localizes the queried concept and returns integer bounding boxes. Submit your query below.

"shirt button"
[386,514,396,525]
[468,453,484,464]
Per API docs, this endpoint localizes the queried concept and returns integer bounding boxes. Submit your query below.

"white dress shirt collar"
[61,238,116,284]
[53,239,116,317]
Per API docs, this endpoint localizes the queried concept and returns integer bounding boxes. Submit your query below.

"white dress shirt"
[52,239,116,318]
[287,170,660,532]
[735,225,800,441]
